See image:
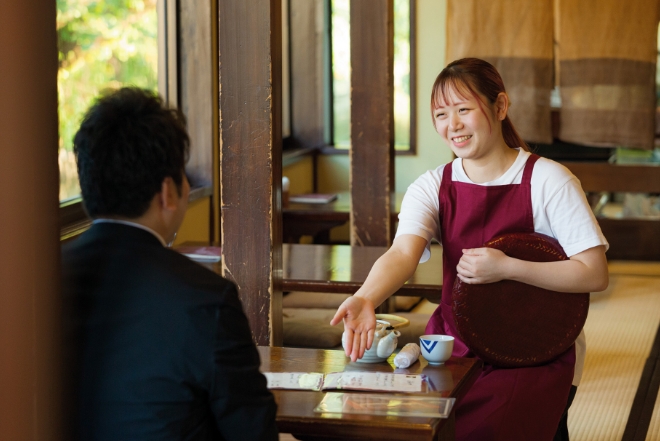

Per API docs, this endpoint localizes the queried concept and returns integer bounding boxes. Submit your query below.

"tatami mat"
[569,264,660,441]
[647,384,660,441]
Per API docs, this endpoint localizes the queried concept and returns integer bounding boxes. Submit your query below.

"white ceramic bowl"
[420,335,454,365]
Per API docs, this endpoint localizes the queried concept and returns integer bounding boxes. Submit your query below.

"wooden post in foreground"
[0,3,61,440]
[218,0,283,346]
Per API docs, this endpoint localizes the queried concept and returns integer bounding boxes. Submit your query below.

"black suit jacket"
[62,223,278,441]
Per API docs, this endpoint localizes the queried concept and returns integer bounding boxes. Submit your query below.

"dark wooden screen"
[349,0,395,247]
[218,0,283,346]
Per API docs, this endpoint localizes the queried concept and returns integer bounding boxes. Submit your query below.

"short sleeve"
[395,166,444,262]
[544,176,609,257]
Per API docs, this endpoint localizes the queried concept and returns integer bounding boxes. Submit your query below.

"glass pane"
[331,0,350,149]
[57,0,158,202]
[393,0,410,151]
[657,23,660,107]
[330,0,411,151]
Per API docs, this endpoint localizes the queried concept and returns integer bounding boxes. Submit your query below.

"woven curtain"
[447,0,554,144]
[558,0,659,149]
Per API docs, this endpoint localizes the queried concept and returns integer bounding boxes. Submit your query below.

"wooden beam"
[349,0,395,247]
[0,4,61,440]
[218,0,283,346]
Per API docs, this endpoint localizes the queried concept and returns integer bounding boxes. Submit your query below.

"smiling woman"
[57,0,158,202]
[331,58,609,441]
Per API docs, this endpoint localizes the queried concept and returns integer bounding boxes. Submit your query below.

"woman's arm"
[456,245,608,293]
[330,234,428,362]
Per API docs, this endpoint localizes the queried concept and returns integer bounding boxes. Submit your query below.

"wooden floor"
[278,261,660,441]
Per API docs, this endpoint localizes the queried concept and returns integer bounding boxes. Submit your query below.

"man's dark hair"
[73,87,190,218]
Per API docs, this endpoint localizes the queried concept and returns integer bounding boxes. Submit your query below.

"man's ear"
[158,177,179,212]
[495,92,509,121]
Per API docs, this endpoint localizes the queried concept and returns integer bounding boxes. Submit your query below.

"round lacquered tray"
[452,232,589,368]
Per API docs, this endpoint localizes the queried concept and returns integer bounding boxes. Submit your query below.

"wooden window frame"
[60,0,214,239]
[319,0,416,156]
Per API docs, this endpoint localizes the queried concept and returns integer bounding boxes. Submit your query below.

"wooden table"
[282,243,443,301]
[260,346,482,441]
[192,243,443,302]
[283,191,403,243]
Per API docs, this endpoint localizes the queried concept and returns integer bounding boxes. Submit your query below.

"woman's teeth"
[453,135,471,143]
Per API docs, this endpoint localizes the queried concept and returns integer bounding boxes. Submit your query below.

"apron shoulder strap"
[522,153,540,185]
[438,160,454,223]
[441,160,453,188]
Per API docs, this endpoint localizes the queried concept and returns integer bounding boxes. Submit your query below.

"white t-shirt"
[396,149,609,386]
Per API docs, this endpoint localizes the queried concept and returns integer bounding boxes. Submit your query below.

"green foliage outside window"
[57,0,158,201]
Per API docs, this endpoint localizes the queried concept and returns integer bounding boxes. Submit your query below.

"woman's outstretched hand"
[330,296,377,362]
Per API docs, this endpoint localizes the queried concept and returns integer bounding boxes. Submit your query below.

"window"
[57,0,159,203]
[330,0,414,153]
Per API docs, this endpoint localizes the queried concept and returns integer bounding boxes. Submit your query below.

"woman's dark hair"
[73,87,190,218]
[431,58,529,152]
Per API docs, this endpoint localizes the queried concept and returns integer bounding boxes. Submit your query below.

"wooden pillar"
[218,0,283,346]
[0,3,61,441]
[349,0,395,247]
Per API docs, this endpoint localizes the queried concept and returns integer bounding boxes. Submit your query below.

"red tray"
[452,233,589,368]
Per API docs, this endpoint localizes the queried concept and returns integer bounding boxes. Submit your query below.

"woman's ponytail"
[502,116,529,152]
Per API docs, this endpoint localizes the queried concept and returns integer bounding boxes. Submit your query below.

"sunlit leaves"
[57,0,157,200]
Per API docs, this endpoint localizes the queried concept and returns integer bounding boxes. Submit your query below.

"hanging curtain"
[557,0,659,149]
[447,0,554,144]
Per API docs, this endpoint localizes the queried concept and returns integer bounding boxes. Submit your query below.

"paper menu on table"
[264,372,325,391]
[264,372,422,393]
[323,372,422,392]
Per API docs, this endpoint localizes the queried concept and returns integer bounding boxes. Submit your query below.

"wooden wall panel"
[349,0,395,247]
[218,0,283,346]
[0,4,61,440]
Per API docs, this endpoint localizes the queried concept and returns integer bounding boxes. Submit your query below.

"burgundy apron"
[425,154,576,441]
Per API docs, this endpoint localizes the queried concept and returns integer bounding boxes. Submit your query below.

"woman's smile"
[451,135,473,146]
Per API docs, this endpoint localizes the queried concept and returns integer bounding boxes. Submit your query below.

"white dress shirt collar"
[92,219,167,247]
